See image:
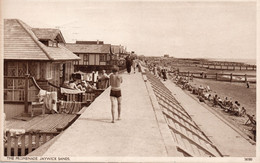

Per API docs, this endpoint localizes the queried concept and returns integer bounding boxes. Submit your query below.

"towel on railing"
[38,89,47,102]
[60,87,85,94]
[38,90,58,113]
[7,129,26,136]
[51,92,58,113]
[60,101,82,114]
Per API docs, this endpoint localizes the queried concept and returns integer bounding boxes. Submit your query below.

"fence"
[199,64,256,71]
[174,71,256,83]
[5,130,59,156]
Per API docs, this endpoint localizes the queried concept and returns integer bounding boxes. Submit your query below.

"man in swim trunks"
[110,66,123,123]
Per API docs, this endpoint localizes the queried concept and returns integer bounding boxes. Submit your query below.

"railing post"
[21,134,26,156]
[14,133,18,156]
[230,73,233,82]
[216,73,218,80]
[6,131,11,156]
[24,74,30,113]
[245,74,247,82]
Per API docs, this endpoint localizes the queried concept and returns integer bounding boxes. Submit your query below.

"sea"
[206,58,256,65]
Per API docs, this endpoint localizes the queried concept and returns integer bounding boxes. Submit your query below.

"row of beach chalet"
[3,19,131,156]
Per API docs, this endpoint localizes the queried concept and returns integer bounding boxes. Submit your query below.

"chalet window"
[6,62,27,77]
[39,62,52,80]
[83,55,88,65]
[40,40,48,46]
[74,54,79,65]
[28,62,40,79]
[78,54,84,65]
[46,62,52,79]
[100,54,106,62]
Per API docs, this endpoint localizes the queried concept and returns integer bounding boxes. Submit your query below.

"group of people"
[125,55,138,74]
[171,74,248,117]
[63,67,123,123]
[149,64,169,81]
[63,70,112,92]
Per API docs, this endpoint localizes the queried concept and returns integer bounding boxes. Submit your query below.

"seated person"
[199,95,205,102]
[218,97,223,104]
[205,85,211,92]
[62,81,70,88]
[77,81,86,91]
[212,94,218,107]
[223,97,228,106]
[98,70,110,89]
[239,107,247,117]
[198,85,204,96]
[82,80,96,91]
[69,80,80,90]
[204,93,211,100]
[232,101,240,115]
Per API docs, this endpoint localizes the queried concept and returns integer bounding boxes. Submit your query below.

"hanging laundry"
[59,101,82,114]
[60,87,85,94]
[37,89,47,102]
[50,92,58,113]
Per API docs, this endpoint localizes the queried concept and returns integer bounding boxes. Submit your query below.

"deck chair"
[245,114,256,125]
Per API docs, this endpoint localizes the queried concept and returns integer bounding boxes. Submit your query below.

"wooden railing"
[199,64,256,71]
[48,81,106,105]
[4,130,59,156]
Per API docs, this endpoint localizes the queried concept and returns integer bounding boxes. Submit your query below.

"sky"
[2,0,257,60]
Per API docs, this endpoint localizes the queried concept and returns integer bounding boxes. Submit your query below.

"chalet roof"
[65,43,111,54]
[32,28,66,43]
[111,45,127,55]
[4,19,80,61]
[76,40,104,45]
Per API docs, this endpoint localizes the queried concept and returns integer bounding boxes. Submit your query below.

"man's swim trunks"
[110,90,121,98]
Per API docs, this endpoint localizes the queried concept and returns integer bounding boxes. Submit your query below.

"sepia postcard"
[0,0,259,162]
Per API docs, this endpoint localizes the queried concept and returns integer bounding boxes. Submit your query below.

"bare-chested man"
[109,66,123,123]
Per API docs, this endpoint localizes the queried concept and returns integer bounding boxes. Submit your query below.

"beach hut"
[65,41,114,73]
[3,19,80,119]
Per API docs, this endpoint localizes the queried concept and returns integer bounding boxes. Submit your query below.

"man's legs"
[117,97,122,120]
[110,96,116,123]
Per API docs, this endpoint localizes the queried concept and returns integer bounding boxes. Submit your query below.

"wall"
[4,103,24,119]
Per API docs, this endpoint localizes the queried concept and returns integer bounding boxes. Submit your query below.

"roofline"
[57,30,66,43]
[4,58,80,61]
[17,19,54,60]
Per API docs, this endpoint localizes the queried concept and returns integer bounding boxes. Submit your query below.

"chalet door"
[95,55,100,65]
[89,54,95,65]
[60,64,65,85]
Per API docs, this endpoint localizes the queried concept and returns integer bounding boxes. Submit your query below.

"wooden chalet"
[65,41,114,73]
[4,19,80,119]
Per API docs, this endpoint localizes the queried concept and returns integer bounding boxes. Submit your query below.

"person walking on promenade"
[109,66,123,123]
[125,55,132,74]
[161,68,167,81]
[132,59,137,73]
[246,81,250,88]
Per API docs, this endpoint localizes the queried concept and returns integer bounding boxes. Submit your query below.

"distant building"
[111,45,126,60]
[66,41,114,72]
[164,54,169,58]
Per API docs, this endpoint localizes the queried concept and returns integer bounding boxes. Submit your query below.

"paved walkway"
[42,71,169,157]
[164,80,255,157]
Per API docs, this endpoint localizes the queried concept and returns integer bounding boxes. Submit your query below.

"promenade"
[30,67,255,158]
[41,71,171,157]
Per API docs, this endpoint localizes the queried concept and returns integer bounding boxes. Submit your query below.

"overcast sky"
[2,0,256,60]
